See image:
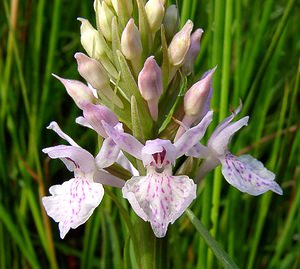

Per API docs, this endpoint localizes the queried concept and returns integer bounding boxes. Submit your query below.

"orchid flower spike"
[102,110,213,237]
[42,121,125,239]
[188,104,283,196]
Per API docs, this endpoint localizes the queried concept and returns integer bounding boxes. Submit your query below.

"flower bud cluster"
[75,0,206,124]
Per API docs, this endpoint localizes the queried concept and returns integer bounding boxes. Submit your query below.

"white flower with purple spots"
[188,104,283,196]
[42,122,125,239]
[102,111,213,237]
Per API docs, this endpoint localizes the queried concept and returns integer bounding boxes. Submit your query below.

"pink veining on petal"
[42,177,104,239]
[122,165,197,238]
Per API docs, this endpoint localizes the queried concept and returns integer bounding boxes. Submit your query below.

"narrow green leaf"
[131,95,145,143]
[160,25,170,91]
[131,95,146,173]
[0,204,40,269]
[104,210,122,269]
[135,0,153,57]
[186,209,240,269]
[117,50,140,98]
[111,17,122,70]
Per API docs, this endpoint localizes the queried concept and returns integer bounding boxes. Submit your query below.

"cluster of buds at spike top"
[43,0,283,239]
[75,0,205,122]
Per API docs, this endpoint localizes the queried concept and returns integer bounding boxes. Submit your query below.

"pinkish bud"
[138,56,163,121]
[121,19,142,60]
[168,20,193,66]
[184,67,216,117]
[75,53,123,108]
[75,52,110,89]
[81,103,119,137]
[52,74,96,110]
[174,67,216,141]
[182,29,204,75]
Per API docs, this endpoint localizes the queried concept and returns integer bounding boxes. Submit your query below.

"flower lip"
[152,148,167,168]
[142,139,176,167]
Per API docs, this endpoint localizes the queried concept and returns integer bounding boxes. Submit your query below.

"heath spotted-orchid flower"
[102,110,213,237]
[187,104,283,196]
[42,122,125,239]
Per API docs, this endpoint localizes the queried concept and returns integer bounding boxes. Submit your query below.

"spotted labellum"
[42,0,283,239]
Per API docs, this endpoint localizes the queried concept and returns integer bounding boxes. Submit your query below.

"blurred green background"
[0,0,299,268]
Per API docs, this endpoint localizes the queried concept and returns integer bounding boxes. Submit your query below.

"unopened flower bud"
[174,67,216,141]
[168,20,193,66]
[145,0,165,33]
[78,18,105,59]
[182,29,204,75]
[75,53,123,108]
[52,74,96,110]
[121,19,142,60]
[75,52,110,88]
[163,5,179,42]
[138,56,163,121]
[184,67,216,117]
[94,0,114,41]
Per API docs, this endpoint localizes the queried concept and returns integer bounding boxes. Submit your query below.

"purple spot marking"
[160,201,166,219]
[109,139,115,146]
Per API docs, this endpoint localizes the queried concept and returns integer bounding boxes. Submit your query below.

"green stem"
[138,220,156,269]
[208,0,232,267]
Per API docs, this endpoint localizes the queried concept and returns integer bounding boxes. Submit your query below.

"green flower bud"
[145,0,165,33]
[94,0,114,41]
[78,18,105,60]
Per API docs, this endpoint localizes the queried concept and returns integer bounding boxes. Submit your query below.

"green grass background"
[0,0,299,268]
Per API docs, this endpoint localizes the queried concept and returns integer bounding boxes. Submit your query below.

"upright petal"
[102,121,143,159]
[95,137,120,168]
[122,166,197,237]
[42,145,95,174]
[47,121,79,147]
[174,110,213,158]
[209,116,249,156]
[42,178,104,238]
[220,153,283,196]
[210,101,243,141]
